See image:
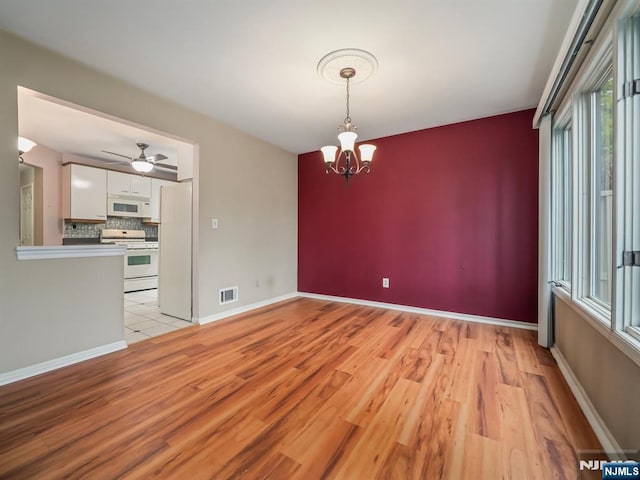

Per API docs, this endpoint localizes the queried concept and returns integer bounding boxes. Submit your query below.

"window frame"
[617,13,640,336]
[551,104,573,291]
[548,0,640,368]
[572,34,615,324]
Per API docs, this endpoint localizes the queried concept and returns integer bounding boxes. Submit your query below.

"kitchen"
[18,88,195,344]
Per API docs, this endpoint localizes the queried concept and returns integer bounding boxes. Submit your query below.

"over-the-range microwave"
[107,195,151,218]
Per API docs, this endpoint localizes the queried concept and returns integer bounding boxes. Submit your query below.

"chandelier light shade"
[321,145,338,164]
[338,131,358,152]
[317,49,378,181]
[358,143,377,162]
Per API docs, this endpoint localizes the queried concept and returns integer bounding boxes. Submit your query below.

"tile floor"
[124,289,193,344]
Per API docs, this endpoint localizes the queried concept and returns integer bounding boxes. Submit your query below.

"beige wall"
[22,144,63,245]
[0,29,297,375]
[554,295,640,450]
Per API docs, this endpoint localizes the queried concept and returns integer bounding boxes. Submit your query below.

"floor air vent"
[219,286,238,305]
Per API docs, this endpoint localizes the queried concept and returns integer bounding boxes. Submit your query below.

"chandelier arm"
[325,163,341,175]
[349,149,363,174]
[337,148,347,174]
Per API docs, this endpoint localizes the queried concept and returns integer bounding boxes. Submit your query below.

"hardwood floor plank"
[496,383,544,480]
[330,377,421,479]
[513,329,544,374]
[541,365,602,451]
[521,371,581,480]
[0,298,600,479]
[460,433,501,479]
[495,328,522,387]
[469,350,501,440]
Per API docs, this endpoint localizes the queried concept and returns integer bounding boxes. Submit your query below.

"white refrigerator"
[158,181,192,321]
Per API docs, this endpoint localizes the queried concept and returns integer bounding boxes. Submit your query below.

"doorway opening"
[17,87,199,343]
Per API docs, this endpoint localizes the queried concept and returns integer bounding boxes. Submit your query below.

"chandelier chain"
[345,77,351,124]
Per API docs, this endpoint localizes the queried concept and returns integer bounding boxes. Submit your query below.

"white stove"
[100,229,159,293]
[100,229,158,250]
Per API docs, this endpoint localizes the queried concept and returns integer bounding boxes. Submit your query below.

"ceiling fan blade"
[100,158,127,164]
[147,153,168,162]
[102,150,133,160]
[154,162,177,171]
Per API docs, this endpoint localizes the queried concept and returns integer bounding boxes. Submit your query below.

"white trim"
[550,346,624,459]
[627,326,640,343]
[16,245,126,260]
[553,287,640,368]
[298,292,538,331]
[0,341,127,386]
[538,115,553,346]
[534,0,591,127]
[197,292,298,325]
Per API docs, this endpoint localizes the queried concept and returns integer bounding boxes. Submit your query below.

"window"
[551,121,572,286]
[546,2,640,362]
[618,13,640,336]
[589,73,614,306]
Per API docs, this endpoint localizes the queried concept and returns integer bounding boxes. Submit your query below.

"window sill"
[16,245,127,261]
[552,286,640,368]
[627,326,640,344]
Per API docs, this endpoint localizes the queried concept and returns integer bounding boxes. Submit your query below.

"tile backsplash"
[64,217,158,239]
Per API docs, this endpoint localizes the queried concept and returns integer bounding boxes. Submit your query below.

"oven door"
[124,249,158,279]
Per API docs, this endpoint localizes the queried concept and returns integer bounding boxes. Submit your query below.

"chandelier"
[318,49,378,181]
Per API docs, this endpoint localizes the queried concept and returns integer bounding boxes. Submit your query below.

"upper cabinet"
[107,171,151,198]
[62,164,107,222]
[150,178,174,223]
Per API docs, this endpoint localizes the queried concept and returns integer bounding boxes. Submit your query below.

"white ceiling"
[0,0,578,154]
[18,88,184,168]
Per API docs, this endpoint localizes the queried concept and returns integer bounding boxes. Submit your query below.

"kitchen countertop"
[63,238,101,245]
[16,244,127,260]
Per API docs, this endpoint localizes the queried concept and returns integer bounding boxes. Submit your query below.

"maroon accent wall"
[298,109,539,323]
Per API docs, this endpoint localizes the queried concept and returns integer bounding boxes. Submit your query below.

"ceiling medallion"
[317,49,378,182]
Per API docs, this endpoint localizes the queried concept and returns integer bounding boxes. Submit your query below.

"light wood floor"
[0,298,600,479]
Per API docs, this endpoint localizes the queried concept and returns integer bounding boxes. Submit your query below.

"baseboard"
[550,346,623,458]
[0,340,127,387]
[297,292,538,331]
[197,292,298,325]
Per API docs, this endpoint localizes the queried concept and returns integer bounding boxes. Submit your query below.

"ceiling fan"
[102,142,176,173]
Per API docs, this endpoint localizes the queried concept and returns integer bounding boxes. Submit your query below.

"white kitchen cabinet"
[63,164,107,222]
[130,175,152,198]
[150,178,174,223]
[107,171,151,198]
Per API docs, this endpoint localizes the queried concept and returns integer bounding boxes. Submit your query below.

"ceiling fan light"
[358,144,376,162]
[338,131,357,152]
[321,145,338,164]
[131,159,153,173]
[18,136,36,154]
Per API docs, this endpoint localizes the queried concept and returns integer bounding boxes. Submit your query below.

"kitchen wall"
[64,218,158,240]
[0,29,297,375]
[298,109,539,323]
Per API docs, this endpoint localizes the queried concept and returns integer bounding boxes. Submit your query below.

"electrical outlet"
[211,218,219,229]
[382,277,389,288]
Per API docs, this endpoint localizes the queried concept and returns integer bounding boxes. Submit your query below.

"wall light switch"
[382,277,389,288]
[211,218,219,229]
